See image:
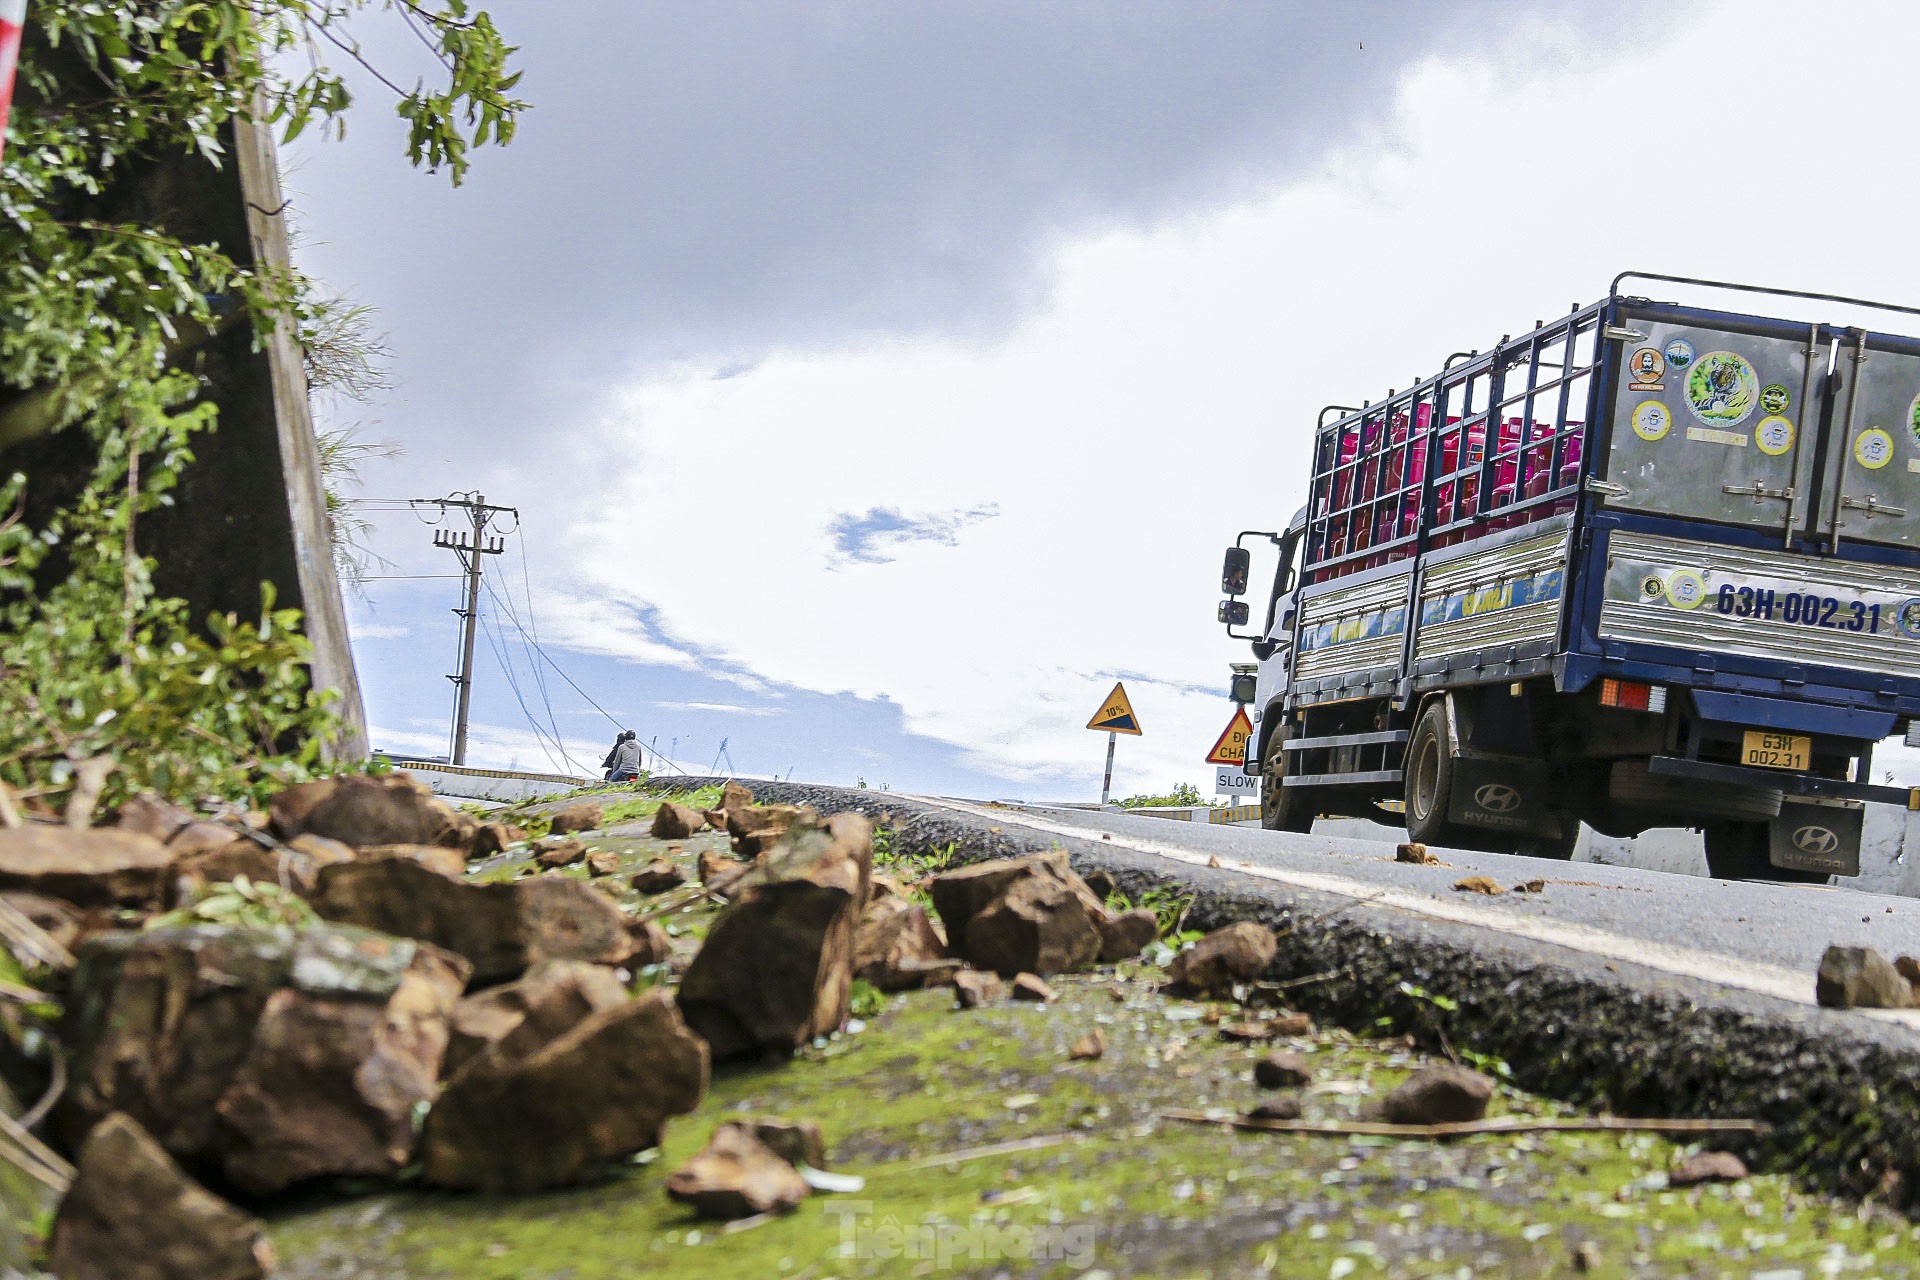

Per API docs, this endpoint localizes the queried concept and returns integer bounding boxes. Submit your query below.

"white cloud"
[654,701,787,717]
[536,0,1920,796]
[349,622,412,641]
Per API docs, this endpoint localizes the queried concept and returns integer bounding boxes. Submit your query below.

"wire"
[478,572,579,774]
[473,569,692,777]
[477,607,567,773]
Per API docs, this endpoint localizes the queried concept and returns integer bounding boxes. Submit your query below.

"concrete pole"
[450,496,486,765]
[1101,731,1117,806]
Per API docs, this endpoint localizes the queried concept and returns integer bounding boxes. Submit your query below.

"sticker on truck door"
[1684,351,1759,426]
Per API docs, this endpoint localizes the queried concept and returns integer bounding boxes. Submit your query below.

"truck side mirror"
[1217,600,1250,627]
[1221,547,1250,595]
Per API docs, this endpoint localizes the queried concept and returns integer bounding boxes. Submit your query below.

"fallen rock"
[665,1122,810,1219]
[586,849,622,877]
[547,802,604,836]
[1379,1065,1496,1125]
[952,969,1003,1008]
[60,922,470,1189]
[60,925,293,1158]
[1096,907,1159,963]
[1453,876,1504,896]
[165,821,244,861]
[112,793,196,843]
[0,826,172,907]
[651,802,707,840]
[443,960,629,1078]
[1816,944,1914,1010]
[749,1117,827,1170]
[699,847,753,897]
[356,843,467,879]
[270,773,472,850]
[170,836,307,901]
[48,1113,273,1280]
[423,990,709,1191]
[214,929,469,1194]
[677,813,872,1057]
[727,803,815,856]
[1254,1051,1314,1090]
[1082,868,1116,901]
[1395,841,1437,865]
[286,833,357,868]
[464,821,525,860]
[536,838,588,869]
[928,852,1105,963]
[854,894,952,991]
[1246,1096,1303,1123]
[631,859,687,894]
[936,854,1108,978]
[1010,972,1055,1002]
[1671,1150,1748,1186]
[1164,922,1277,992]
[1069,1029,1107,1060]
[311,857,642,984]
[720,780,755,814]
[627,918,674,967]
[1219,1019,1288,1042]
[1895,954,1920,991]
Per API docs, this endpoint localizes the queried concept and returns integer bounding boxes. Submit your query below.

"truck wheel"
[1703,823,1828,884]
[1404,701,1461,846]
[1259,726,1316,833]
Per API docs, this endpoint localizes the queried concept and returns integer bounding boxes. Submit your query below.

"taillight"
[1599,678,1667,713]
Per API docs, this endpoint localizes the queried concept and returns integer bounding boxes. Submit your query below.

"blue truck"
[1217,274,1920,880]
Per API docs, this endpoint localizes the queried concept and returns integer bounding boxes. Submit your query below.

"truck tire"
[1259,725,1316,833]
[1703,822,1828,884]
[1608,760,1782,824]
[1404,700,1462,847]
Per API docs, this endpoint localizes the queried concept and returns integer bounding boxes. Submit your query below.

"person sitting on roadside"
[607,730,643,783]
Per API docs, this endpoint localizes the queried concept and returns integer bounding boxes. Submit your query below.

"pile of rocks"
[1,773,1206,1276]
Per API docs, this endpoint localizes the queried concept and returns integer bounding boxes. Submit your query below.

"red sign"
[1205,706,1254,766]
[0,1,24,165]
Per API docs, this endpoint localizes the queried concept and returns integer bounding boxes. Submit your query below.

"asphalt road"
[923,798,1920,1022]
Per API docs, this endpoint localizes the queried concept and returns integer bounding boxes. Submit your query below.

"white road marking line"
[916,795,1920,1025]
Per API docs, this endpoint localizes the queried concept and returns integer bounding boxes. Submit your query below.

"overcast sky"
[292,0,1920,796]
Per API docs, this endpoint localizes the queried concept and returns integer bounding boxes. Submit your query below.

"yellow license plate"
[1742,730,1810,771]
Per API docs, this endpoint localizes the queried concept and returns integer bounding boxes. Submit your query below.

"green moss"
[265,972,1920,1279]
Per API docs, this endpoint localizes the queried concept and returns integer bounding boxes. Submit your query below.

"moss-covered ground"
[259,798,1920,1278]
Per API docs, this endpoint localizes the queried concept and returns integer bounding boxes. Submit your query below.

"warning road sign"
[1086,682,1142,735]
[1205,706,1254,765]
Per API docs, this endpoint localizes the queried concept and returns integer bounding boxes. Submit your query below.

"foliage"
[147,874,322,932]
[847,978,885,1020]
[1117,783,1220,809]
[0,2,523,810]
[1104,886,1193,939]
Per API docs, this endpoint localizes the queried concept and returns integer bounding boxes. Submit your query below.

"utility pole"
[418,491,514,765]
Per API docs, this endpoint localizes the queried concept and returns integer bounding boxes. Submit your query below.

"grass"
[265,964,1920,1279]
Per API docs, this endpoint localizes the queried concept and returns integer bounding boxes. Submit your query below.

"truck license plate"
[1742,730,1809,771]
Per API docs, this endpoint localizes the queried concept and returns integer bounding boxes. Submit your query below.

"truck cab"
[1217,276,1920,880]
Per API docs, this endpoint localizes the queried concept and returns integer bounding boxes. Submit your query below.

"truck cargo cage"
[1305,302,1607,583]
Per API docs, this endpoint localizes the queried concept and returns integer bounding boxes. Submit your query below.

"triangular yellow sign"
[1086,681,1143,736]
[1206,706,1254,765]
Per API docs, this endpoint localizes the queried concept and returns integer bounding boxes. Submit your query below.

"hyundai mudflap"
[1216,274,1920,881]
